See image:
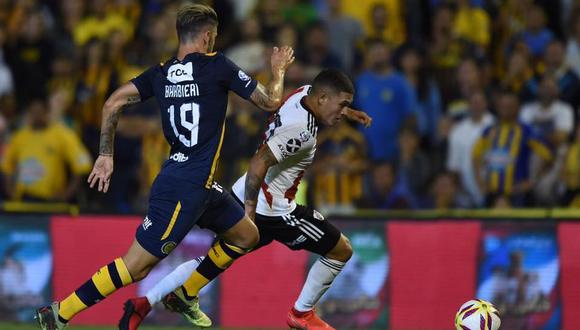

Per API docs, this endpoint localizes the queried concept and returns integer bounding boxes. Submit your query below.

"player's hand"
[342,108,372,128]
[88,155,114,193]
[270,46,295,75]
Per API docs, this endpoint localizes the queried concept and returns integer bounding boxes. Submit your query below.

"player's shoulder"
[278,85,314,128]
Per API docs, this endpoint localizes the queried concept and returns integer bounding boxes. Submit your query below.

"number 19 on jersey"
[168,102,200,147]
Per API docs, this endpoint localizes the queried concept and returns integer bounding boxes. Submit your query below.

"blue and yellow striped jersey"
[473,122,552,195]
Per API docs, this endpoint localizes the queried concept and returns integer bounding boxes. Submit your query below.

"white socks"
[145,257,203,305]
[294,257,345,312]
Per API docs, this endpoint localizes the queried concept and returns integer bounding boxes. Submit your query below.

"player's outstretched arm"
[249,46,294,112]
[88,82,141,193]
[244,144,279,221]
[342,107,373,127]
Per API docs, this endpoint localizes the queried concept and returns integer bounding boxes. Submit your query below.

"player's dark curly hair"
[176,3,218,43]
[312,69,354,95]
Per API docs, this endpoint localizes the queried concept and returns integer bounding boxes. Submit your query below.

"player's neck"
[177,42,209,61]
[303,95,321,121]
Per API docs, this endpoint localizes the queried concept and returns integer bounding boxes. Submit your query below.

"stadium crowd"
[0,0,579,213]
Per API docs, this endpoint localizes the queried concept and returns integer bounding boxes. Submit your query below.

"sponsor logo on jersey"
[142,216,152,230]
[167,62,194,83]
[286,235,307,247]
[313,210,325,221]
[161,241,177,254]
[169,152,189,162]
[286,138,302,153]
[277,144,290,158]
[299,131,311,142]
[238,70,251,81]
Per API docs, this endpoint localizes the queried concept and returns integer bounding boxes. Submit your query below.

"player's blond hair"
[176,3,218,43]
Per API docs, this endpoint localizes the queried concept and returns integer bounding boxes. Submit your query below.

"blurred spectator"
[446,58,486,120]
[448,91,494,207]
[561,125,580,207]
[47,54,77,124]
[226,16,267,75]
[282,0,318,30]
[0,0,577,211]
[76,38,120,155]
[0,24,14,98]
[1,97,92,202]
[396,44,442,143]
[426,171,465,209]
[255,0,284,42]
[429,4,474,105]
[453,0,491,49]
[311,121,368,211]
[354,39,417,162]
[521,75,574,205]
[141,13,175,65]
[343,0,405,46]
[520,75,574,148]
[356,161,415,209]
[517,5,554,58]
[396,126,431,205]
[72,0,133,46]
[404,0,430,43]
[501,49,534,94]
[565,16,580,78]
[473,90,553,207]
[492,0,531,77]
[541,40,580,110]
[299,21,342,76]
[276,23,299,50]
[324,0,364,72]
[5,8,53,108]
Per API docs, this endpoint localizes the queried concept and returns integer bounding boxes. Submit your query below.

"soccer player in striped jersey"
[120,69,372,330]
[34,4,294,330]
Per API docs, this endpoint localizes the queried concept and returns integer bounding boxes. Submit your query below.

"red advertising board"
[220,241,308,328]
[558,222,580,330]
[51,216,141,325]
[388,221,480,330]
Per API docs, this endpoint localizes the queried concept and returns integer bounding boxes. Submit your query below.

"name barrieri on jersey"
[165,61,199,97]
[165,83,199,98]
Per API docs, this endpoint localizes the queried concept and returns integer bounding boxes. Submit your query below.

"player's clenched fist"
[88,155,114,193]
[271,46,295,75]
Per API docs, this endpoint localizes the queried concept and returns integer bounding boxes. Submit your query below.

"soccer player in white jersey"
[120,69,371,329]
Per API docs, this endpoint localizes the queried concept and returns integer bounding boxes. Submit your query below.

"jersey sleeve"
[220,56,258,100]
[130,66,157,100]
[266,124,313,163]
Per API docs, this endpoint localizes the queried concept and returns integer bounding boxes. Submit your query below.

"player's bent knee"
[222,216,260,250]
[342,236,354,260]
[326,235,353,262]
[122,239,160,282]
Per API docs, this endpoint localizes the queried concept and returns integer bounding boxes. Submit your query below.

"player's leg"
[270,206,351,330]
[36,239,159,330]
[119,257,204,330]
[121,198,274,329]
[37,177,208,330]
[178,184,259,300]
[293,233,352,312]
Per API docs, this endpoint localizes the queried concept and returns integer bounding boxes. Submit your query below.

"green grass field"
[0,324,188,330]
[0,323,282,330]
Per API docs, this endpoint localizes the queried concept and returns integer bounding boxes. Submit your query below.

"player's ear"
[203,30,210,44]
[318,92,328,106]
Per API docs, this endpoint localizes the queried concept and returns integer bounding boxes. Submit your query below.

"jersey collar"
[299,88,319,127]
